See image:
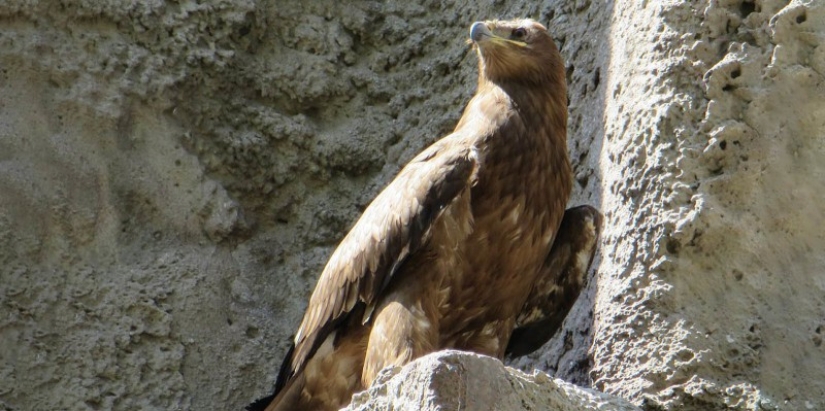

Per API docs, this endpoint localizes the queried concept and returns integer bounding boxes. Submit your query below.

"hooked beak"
[469,21,527,47]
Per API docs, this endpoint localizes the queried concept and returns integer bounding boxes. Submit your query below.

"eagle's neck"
[462,78,568,153]
[460,77,572,212]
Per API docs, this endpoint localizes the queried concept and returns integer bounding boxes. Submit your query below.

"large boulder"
[344,350,639,411]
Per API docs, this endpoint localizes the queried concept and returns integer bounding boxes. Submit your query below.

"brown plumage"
[505,205,602,358]
[249,19,581,411]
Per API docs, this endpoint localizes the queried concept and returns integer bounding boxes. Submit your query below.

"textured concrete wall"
[588,1,825,409]
[0,0,823,410]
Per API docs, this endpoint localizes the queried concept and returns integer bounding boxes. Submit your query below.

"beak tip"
[470,21,489,43]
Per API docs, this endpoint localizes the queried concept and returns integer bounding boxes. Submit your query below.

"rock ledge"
[343,350,639,411]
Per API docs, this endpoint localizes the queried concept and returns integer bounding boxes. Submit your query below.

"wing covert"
[289,140,477,377]
[505,205,602,358]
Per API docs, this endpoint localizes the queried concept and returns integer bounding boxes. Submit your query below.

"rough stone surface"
[584,1,825,410]
[343,350,640,411]
[0,0,823,411]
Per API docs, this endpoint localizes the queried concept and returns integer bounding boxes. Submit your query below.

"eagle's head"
[470,19,564,88]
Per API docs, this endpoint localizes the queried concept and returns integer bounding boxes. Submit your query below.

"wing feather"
[285,139,476,380]
[505,205,602,358]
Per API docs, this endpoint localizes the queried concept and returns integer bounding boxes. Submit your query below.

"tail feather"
[245,394,273,411]
[263,372,306,411]
[246,364,306,411]
[274,341,297,397]
[245,342,297,411]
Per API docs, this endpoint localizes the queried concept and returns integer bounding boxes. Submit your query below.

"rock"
[343,351,640,411]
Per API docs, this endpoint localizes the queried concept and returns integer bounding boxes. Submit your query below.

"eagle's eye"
[511,28,527,39]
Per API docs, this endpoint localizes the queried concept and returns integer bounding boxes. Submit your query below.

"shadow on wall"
[505,0,613,390]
